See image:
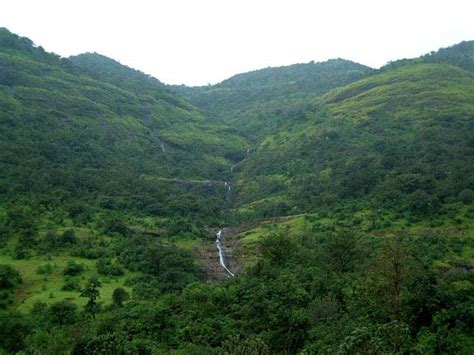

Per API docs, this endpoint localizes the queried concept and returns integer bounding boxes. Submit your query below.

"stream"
[215,149,252,277]
[215,229,234,277]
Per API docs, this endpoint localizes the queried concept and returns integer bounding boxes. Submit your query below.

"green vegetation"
[0,28,246,231]
[0,28,472,353]
[233,62,474,223]
[172,58,371,142]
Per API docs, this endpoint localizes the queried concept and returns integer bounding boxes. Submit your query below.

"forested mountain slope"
[171,59,371,141]
[0,29,472,354]
[233,62,474,219]
[0,28,246,224]
[382,40,474,73]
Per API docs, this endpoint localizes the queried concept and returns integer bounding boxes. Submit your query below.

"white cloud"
[1,0,473,85]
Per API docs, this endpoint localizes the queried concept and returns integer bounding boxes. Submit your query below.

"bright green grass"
[238,203,474,265]
[239,214,309,253]
[0,253,133,312]
[162,235,205,250]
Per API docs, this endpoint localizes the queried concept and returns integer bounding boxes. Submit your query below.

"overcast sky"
[1,0,473,86]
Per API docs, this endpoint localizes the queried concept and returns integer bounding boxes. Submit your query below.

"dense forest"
[0,27,473,354]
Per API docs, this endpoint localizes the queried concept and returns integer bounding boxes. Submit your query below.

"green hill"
[171,59,372,141]
[0,29,472,354]
[0,28,246,225]
[233,62,474,219]
[382,40,474,73]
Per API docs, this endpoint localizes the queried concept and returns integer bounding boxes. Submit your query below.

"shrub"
[458,189,474,204]
[59,229,78,246]
[36,263,54,275]
[0,265,22,289]
[61,278,81,291]
[63,260,85,276]
[96,258,124,276]
[49,301,77,325]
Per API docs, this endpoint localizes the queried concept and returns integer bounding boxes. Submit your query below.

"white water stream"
[215,152,250,277]
[215,229,234,277]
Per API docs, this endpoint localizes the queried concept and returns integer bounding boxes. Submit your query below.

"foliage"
[233,62,474,220]
[81,277,102,319]
[0,264,22,308]
[172,58,371,142]
[0,28,473,354]
[112,287,130,307]
[63,260,85,276]
[49,300,78,325]
[0,27,246,232]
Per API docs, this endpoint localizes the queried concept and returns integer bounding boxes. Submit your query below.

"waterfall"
[224,182,231,202]
[215,229,234,277]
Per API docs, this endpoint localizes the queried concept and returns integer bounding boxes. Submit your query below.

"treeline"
[1,228,472,353]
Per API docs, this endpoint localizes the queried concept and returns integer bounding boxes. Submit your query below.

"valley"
[0,28,472,353]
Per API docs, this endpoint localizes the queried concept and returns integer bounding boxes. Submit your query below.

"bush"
[61,278,81,291]
[96,258,124,276]
[49,300,77,325]
[59,229,78,246]
[36,263,54,275]
[63,260,85,276]
[104,218,129,236]
[13,245,31,260]
[0,265,22,289]
[112,287,130,307]
[458,189,474,204]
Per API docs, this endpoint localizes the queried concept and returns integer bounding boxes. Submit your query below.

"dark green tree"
[80,277,101,319]
[63,260,85,276]
[112,287,130,307]
[458,188,474,204]
[0,264,22,289]
[49,300,77,325]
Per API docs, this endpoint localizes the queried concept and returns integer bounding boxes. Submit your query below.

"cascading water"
[215,151,250,276]
[215,229,234,277]
[224,181,231,203]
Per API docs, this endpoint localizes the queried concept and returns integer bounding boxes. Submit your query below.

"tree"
[49,300,77,325]
[0,265,22,308]
[59,229,77,246]
[458,188,474,204]
[63,260,85,276]
[0,264,22,289]
[80,277,101,319]
[364,235,421,352]
[0,310,30,353]
[407,189,440,216]
[373,236,417,322]
[112,287,129,307]
[259,232,296,265]
[221,335,270,354]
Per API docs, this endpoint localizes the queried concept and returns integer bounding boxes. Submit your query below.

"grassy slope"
[4,253,133,312]
[1,29,473,315]
[0,28,243,310]
[234,63,474,216]
[0,28,251,231]
[171,59,372,142]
